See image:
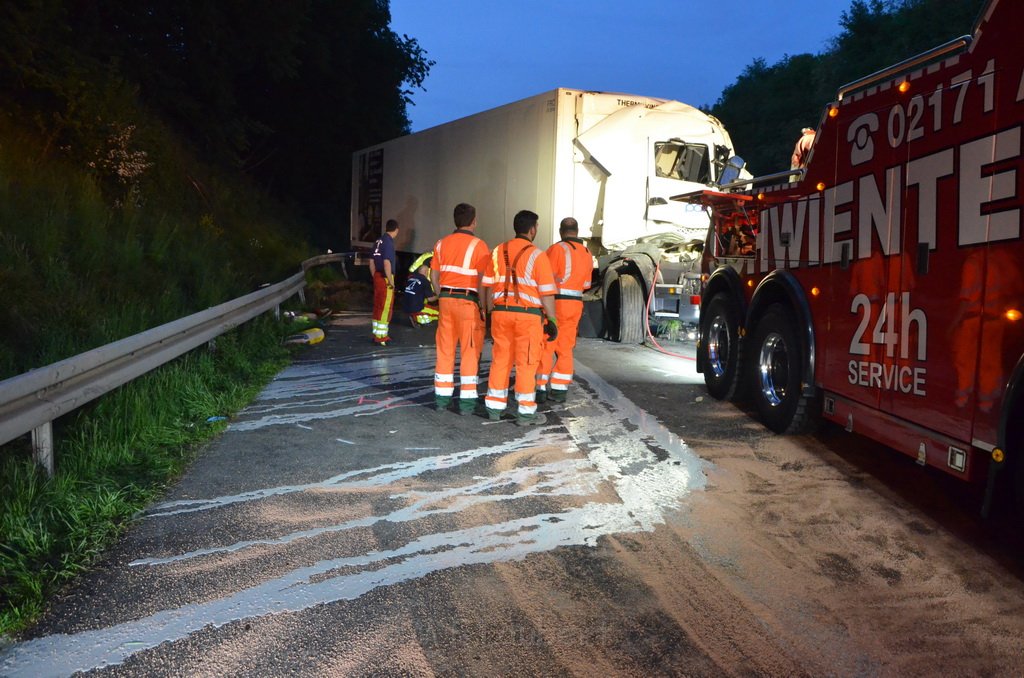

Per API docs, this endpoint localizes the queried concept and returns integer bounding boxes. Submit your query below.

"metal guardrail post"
[31,422,54,476]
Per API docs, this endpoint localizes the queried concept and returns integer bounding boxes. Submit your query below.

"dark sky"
[391,0,855,132]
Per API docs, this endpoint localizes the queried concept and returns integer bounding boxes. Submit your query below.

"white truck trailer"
[350,87,740,342]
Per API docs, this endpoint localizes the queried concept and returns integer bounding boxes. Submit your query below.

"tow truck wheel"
[700,295,744,400]
[615,274,645,344]
[749,304,813,434]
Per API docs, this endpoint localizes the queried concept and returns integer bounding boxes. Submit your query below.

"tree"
[710,0,985,176]
[0,0,433,247]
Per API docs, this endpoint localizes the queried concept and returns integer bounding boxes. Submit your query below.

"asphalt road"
[3,311,1024,677]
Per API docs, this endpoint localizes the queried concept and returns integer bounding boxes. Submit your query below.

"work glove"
[543,316,558,341]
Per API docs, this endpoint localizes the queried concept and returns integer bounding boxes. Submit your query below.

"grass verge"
[0,315,294,635]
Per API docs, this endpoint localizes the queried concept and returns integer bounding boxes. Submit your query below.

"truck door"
[821,99,904,416]
[877,78,964,442]
[882,55,1018,447]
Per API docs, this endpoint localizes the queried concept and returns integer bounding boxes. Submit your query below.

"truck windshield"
[654,142,710,183]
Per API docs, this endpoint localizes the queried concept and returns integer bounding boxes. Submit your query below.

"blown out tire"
[699,294,744,400]
[749,304,814,434]
[615,274,645,345]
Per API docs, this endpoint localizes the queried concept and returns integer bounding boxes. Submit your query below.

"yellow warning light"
[1006,309,1022,321]
[898,81,911,94]
[811,287,821,297]
[993,448,1005,463]
[700,274,709,282]
[816,182,826,192]
[746,279,754,288]
[828,106,839,118]
[757,192,765,200]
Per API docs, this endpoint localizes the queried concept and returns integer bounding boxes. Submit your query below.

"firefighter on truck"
[676,0,1024,519]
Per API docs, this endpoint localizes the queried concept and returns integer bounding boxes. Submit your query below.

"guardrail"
[0,253,351,475]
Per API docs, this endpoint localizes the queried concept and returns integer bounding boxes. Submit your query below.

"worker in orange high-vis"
[483,210,558,426]
[789,127,816,181]
[431,203,491,415]
[537,217,592,404]
[369,219,400,345]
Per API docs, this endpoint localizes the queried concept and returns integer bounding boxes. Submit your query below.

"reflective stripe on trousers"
[372,273,395,338]
[434,297,484,399]
[486,310,543,416]
[539,297,583,392]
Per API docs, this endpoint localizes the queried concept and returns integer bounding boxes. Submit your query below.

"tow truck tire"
[749,304,813,434]
[700,294,744,400]
[616,274,645,344]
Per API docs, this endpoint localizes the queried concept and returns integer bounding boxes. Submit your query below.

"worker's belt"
[492,304,542,317]
[440,287,479,301]
[555,294,584,302]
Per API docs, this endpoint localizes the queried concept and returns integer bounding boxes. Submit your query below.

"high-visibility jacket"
[790,129,815,169]
[484,235,556,417]
[537,236,592,391]
[483,236,557,310]
[408,251,433,273]
[546,237,592,300]
[431,228,490,410]
[431,229,490,294]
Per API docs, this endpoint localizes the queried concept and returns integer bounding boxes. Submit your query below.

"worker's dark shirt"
[372,233,396,274]
[402,272,433,313]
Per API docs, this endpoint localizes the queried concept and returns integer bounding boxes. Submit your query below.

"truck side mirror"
[717,156,746,186]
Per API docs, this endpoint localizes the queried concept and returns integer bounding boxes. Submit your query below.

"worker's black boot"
[515,412,548,427]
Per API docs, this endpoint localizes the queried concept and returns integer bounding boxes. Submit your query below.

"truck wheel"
[749,304,813,434]
[615,274,645,344]
[699,295,744,400]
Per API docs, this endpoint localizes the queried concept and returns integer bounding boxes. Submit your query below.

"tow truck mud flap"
[577,299,605,338]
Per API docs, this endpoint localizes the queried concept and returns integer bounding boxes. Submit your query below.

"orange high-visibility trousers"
[538,299,583,395]
[486,311,544,416]
[372,272,395,340]
[434,297,483,407]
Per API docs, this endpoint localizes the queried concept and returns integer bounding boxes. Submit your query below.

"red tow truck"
[678,0,1024,514]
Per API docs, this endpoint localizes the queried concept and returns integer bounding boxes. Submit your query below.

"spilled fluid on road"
[0,350,707,676]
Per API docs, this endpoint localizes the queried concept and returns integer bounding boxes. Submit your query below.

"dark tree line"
[0,0,431,247]
[710,0,986,176]
[0,0,988,245]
